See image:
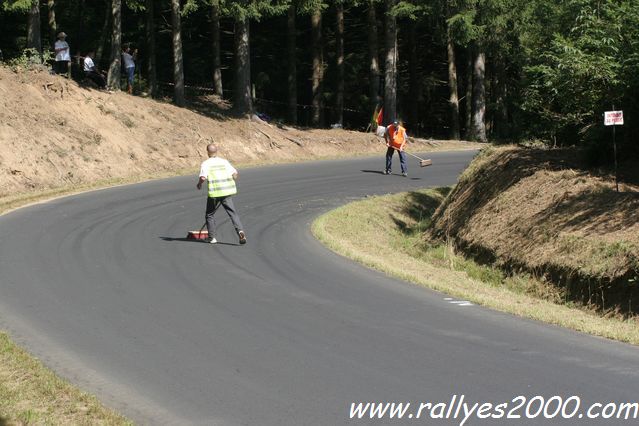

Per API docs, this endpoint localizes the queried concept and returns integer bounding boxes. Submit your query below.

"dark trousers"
[205,196,244,237]
[385,147,407,174]
[85,71,106,88]
[54,61,69,76]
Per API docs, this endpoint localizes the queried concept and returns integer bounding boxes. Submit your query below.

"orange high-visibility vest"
[387,124,406,149]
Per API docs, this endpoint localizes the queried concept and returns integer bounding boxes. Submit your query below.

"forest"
[1,0,638,161]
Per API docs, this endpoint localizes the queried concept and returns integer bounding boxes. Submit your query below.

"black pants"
[54,61,69,75]
[85,71,106,88]
[205,196,244,237]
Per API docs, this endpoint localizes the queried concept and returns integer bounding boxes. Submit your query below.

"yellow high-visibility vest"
[207,164,237,198]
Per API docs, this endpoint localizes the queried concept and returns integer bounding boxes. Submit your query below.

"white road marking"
[445,299,474,307]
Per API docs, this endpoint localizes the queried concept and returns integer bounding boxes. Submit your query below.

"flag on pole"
[376,107,384,126]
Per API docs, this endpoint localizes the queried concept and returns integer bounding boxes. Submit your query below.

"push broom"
[186,223,209,240]
[376,136,433,167]
[398,147,432,167]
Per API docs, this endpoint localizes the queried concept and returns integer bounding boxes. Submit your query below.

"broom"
[399,148,432,167]
[376,135,433,167]
[186,223,209,240]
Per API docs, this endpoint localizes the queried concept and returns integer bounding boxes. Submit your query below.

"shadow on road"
[159,237,241,246]
[360,170,422,180]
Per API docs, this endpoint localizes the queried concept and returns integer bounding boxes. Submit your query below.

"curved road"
[1,151,638,425]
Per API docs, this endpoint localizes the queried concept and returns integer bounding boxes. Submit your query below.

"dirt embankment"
[0,65,479,202]
[430,146,639,314]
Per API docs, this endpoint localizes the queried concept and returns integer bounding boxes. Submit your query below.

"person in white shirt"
[122,46,137,94]
[82,51,106,89]
[196,144,247,245]
[54,32,71,77]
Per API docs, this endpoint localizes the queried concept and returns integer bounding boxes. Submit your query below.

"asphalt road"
[1,151,638,425]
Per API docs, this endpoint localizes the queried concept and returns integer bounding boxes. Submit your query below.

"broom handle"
[390,145,425,162]
[377,134,426,161]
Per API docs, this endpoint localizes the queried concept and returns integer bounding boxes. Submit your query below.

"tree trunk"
[106,0,122,90]
[211,0,223,97]
[335,2,345,126]
[47,0,56,46]
[171,0,185,106]
[383,0,397,126]
[408,21,419,133]
[311,8,323,127]
[76,0,85,53]
[447,24,460,140]
[471,49,487,142]
[27,0,42,54]
[95,0,111,66]
[233,17,252,116]
[367,0,380,111]
[494,59,508,139]
[146,0,158,97]
[464,48,472,139]
[287,2,297,124]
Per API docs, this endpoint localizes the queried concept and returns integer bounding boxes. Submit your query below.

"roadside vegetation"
[431,146,639,316]
[0,332,131,425]
[313,146,639,345]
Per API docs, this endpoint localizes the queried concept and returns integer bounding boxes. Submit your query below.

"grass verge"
[312,188,639,345]
[0,332,131,425]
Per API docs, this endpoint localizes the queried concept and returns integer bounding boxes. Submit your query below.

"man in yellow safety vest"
[196,144,247,245]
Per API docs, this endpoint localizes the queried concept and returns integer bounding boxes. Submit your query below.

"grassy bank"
[429,146,639,315]
[0,332,130,425]
[312,188,639,345]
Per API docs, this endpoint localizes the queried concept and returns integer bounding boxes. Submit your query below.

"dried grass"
[313,188,639,345]
[0,332,131,425]
[430,146,639,314]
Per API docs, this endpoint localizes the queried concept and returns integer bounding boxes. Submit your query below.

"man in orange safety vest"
[384,119,409,177]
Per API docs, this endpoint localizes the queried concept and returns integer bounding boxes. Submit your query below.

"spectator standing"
[122,46,137,94]
[54,32,71,77]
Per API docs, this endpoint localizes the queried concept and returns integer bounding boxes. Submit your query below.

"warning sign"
[604,111,624,126]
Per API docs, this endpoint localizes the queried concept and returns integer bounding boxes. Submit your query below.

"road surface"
[1,151,638,425]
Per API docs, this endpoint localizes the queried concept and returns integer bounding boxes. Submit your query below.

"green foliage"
[124,0,145,12]
[1,0,33,12]
[447,8,479,46]
[521,0,637,146]
[393,2,430,20]
[289,0,327,15]
[221,0,289,20]
[181,0,202,16]
[7,48,53,69]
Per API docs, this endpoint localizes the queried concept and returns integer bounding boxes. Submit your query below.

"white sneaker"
[205,236,217,244]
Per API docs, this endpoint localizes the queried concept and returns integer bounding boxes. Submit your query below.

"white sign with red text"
[604,111,624,126]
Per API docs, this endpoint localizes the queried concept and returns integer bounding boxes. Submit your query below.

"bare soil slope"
[0,66,478,200]
[430,146,639,313]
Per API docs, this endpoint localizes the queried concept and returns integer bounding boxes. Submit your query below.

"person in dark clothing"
[82,51,106,89]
